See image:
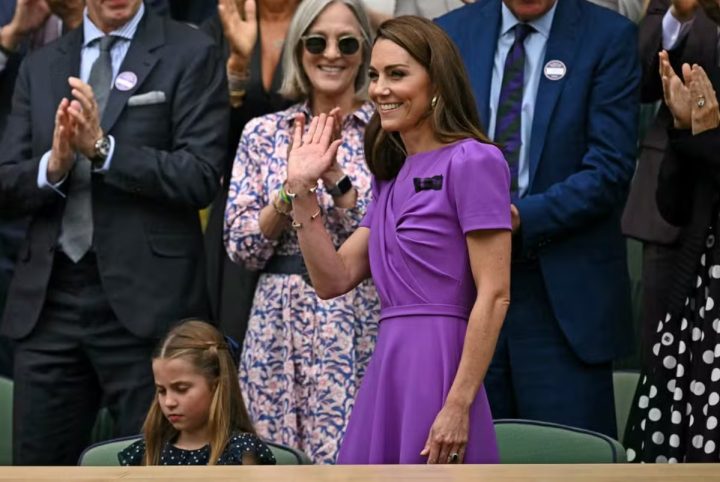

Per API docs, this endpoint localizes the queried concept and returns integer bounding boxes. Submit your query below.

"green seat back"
[266,441,312,464]
[78,436,312,465]
[79,435,140,466]
[494,419,627,464]
[613,370,641,445]
[0,377,12,466]
[90,407,116,444]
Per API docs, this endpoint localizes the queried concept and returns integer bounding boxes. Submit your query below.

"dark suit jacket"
[0,9,229,340]
[622,0,718,244]
[437,0,640,363]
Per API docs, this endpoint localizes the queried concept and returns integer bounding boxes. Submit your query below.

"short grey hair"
[279,0,374,101]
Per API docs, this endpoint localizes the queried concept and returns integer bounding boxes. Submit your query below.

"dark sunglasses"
[301,35,361,56]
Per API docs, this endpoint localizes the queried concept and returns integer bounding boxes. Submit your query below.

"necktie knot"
[514,23,534,44]
[97,35,118,53]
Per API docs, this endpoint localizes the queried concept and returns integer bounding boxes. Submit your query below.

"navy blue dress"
[118,433,276,465]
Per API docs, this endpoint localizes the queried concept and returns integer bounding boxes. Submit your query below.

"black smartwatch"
[327,174,352,197]
[91,135,111,169]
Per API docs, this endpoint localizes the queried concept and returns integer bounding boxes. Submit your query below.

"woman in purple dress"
[283,16,511,464]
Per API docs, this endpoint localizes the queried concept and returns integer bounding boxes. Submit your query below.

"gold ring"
[698,96,706,108]
[448,452,459,463]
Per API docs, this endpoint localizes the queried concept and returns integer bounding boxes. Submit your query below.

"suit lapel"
[472,0,502,126]
[527,0,581,187]
[101,11,163,133]
[50,28,83,109]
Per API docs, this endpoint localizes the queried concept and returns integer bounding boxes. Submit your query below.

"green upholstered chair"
[90,407,115,444]
[613,370,641,445]
[78,435,141,466]
[266,441,312,465]
[78,435,312,466]
[494,419,627,463]
[0,376,12,466]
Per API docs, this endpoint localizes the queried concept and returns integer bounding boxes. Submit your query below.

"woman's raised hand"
[688,64,720,135]
[287,113,343,190]
[219,0,258,68]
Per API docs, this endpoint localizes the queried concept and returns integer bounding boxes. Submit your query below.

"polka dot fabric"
[625,224,720,462]
[117,433,276,466]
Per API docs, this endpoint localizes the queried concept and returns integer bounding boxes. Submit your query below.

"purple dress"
[336,139,511,464]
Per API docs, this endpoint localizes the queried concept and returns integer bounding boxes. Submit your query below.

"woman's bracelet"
[227,69,250,108]
[278,184,293,205]
[291,207,322,230]
[271,195,292,217]
[284,181,318,201]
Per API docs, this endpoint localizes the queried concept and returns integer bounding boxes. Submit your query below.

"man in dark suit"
[0,0,227,465]
[437,0,640,436]
[0,0,84,379]
[623,0,719,366]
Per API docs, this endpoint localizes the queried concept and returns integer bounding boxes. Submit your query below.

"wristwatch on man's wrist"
[91,135,111,169]
[326,174,352,197]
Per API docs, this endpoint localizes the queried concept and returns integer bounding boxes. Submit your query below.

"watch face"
[96,137,110,157]
[329,175,352,196]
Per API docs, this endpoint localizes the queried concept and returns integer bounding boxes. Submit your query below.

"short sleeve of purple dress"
[338,139,511,464]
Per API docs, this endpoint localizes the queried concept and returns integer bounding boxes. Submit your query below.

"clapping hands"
[659,50,720,135]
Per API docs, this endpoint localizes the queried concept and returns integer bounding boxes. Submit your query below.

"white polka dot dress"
[626,224,720,462]
[117,433,276,465]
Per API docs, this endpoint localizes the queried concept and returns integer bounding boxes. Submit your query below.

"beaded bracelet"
[272,195,292,216]
[278,185,293,205]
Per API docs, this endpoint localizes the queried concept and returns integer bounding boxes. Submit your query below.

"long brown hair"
[365,16,493,180]
[141,320,254,465]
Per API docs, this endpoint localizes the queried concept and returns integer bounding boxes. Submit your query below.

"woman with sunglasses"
[202,0,301,350]
[223,0,379,465]
[287,16,511,464]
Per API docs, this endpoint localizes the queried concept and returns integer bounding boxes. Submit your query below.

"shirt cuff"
[37,150,68,198]
[92,135,115,173]
[662,8,694,51]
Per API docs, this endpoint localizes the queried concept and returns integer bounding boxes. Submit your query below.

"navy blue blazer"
[437,0,640,363]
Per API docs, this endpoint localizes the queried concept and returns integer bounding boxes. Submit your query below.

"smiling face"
[368,38,433,135]
[86,0,142,34]
[301,2,364,100]
[152,357,215,439]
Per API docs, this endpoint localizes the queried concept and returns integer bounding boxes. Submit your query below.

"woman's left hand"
[420,402,470,464]
[689,64,720,135]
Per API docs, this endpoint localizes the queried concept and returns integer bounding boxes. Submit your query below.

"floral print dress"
[224,102,379,464]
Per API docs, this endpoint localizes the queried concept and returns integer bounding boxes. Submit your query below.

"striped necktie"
[495,23,534,194]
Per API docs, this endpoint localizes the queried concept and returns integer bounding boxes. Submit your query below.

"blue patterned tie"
[495,23,534,194]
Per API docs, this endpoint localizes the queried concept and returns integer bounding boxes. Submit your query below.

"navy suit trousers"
[485,261,617,438]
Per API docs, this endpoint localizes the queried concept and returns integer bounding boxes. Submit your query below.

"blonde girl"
[118,320,275,465]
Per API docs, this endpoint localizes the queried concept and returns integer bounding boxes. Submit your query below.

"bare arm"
[422,228,511,464]
[291,187,371,299]
[286,113,371,299]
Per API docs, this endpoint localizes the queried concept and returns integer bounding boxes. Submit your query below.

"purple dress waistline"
[380,304,470,322]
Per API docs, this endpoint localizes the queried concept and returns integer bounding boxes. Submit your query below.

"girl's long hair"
[365,16,494,180]
[142,320,254,465]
